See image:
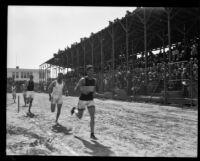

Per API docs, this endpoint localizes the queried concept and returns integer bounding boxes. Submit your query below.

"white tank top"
[12,86,16,92]
[52,80,63,97]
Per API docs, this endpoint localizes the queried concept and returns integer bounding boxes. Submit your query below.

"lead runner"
[71,65,104,140]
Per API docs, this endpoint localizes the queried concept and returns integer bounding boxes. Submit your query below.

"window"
[12,72,15,79]
[24,72,26,78]
[21,72,23,78]
[16,72,19,78]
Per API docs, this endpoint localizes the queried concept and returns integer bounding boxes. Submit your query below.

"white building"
[7,66,39,83]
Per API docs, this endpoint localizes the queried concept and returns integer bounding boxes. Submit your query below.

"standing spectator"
[11,82,17,103]
[181,68,189,97]
[26,75,35,115]
[176,67,182,90]
[191,42,198,59]
[126,70,132,96]
[21,81,27,107]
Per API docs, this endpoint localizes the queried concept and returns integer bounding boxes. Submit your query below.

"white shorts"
[27,91,34,99]
[12,92,16,97]
[51,95,63,104]
[23,91,27,96]
[78,100,95,110]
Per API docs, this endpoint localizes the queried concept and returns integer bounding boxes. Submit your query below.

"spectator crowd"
[39,37,198,98]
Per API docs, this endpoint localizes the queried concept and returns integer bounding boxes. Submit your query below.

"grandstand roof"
[42,7,199,68]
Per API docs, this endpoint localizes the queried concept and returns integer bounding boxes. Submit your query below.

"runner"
[71,65,104,140]
[11,83,16,103]
[21,81,27,107]
[26,75,35,115]
[48,73,68,125]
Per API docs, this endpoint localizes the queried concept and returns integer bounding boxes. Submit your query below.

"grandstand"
[39,7,199,107]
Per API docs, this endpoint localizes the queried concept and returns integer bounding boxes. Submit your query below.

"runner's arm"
[74,78,84,91]
[63,82,68,96]
[48,81,56,99]
[93,79,104,98]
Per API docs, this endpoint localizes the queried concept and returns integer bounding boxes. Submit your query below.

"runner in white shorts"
[48,73,68,125]
[71,65,104,140]
[26,75,35,115]
[21,81,27,107]
[11,83,16,103]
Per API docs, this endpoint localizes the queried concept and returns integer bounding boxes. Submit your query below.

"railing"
[163,60,198,106]
[35,60,198,107]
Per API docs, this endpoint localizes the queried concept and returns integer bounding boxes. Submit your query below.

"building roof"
[42,7,199,68]
[7,68,39,71]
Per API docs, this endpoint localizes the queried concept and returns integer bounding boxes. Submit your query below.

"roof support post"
[45,65,47,81]
[131,38,141,68]
[107,22,115,94]
[162,30,167,104]
[167,8,172,79]
[44,64,46,81]
[167,9,172,63]
[126,17,129,71]
[47,64,49,80]
[39,65,41,82]
[44,65,45,82]
[96,31,104,92]
[118,17,129,71]
[43,65,45,82]
[49,64,52,79]
[41,65,42,82]
[100,31,104,92]
[80,42,86,74]
[46,64,47,81]
[70,49,74,70]
[84,45,86,73]
[88,36,94,67]
[40,65,42,82]
[41,66,43,82]
[46,64,48,80]
[43,64,45,82]
[111,24,115,72]
[144,7,148,85]
[183,24,186,59]
[56,66,58,78]
[76,48,79,77]
[66,53,68,74]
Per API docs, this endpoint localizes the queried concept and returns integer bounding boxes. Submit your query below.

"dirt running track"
[6,93,197,157]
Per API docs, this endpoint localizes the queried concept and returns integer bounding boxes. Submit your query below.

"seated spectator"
[191,42,198,59]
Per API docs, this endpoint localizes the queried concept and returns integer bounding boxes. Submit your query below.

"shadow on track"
[6,102,15,106]
[74,136,114,156]
[51,124,72,135]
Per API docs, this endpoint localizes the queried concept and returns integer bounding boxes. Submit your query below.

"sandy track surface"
[6,93,197,157]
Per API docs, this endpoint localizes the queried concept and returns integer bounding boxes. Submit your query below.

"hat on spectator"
[86,65,93,71]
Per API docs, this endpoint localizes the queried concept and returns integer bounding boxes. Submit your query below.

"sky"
[7,6,136,69]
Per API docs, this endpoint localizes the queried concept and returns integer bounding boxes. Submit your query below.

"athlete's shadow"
[52,124,72,135]
[6,102,15,106]
[74,136,114,156]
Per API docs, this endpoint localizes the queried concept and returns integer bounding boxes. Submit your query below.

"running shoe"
[71,107,76,115]
[90,133,98,140]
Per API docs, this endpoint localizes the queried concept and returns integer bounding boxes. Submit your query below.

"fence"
[163,60,198,106]
[36,60,198,107]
